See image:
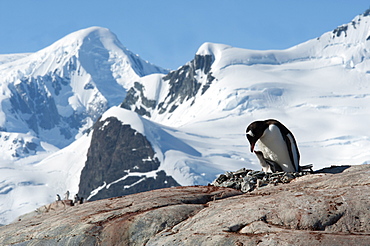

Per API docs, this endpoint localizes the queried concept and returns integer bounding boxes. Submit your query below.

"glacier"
[2,10,370,224]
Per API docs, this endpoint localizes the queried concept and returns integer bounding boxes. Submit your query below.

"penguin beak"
[246,134,255,153]
[250,143,255,153]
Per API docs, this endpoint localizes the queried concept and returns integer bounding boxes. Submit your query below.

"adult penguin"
[246,119,300,172]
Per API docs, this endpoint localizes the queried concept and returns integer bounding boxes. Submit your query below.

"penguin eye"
[246,130,254,137]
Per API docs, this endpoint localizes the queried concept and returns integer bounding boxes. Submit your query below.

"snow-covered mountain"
[2,9,370,224]
[0,26,166,150]
[87,9,370,199]
[121,8,370,168]
[0,26,167,224]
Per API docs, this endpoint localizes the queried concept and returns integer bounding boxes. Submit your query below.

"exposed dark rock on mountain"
[78,116,179,201]
[1,164,369,245]
[333,25,349,37]
[121,54,215,117]
[158,54,215,114]
[8,74,87,140]
[121,82,157,117]
[9,76,62,134]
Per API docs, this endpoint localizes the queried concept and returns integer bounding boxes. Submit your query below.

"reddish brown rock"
[0,165,370,245]
[0,186,241,245]
[148,165,370,245]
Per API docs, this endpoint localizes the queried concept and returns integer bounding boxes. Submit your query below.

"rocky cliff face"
[157,54,215,114]
[121,54,215,118]
[1,164,369,245]
[8,75,77,140]
[78,116,179,201]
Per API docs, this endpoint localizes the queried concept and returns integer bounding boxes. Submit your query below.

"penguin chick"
[254,150,283,173]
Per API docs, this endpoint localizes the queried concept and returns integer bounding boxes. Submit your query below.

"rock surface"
[120,54,215,117]
[211,168,312,193]
[78,116,179,201]
[1,165,370,245]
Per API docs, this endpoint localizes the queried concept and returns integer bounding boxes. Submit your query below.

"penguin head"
[246,120,268,152]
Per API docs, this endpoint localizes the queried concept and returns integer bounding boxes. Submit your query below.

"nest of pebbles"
[211,168,312,193]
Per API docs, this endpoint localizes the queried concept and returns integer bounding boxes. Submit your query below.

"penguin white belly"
[256,124,295,172]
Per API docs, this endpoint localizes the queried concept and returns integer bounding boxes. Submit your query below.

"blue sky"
[1,1,369,70]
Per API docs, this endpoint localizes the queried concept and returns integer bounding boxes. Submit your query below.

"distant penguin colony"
[55,192,84,205]
[74,194,79,204]
[246,119,300,173]
[64,190,70,200]
[74,194,84,204]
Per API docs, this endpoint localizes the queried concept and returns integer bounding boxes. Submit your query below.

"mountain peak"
[47,26,118,49]
[29,26,166,78]
[0,26,167,149]
[196,42,231,57]
[326,10,370,43]
[69,26,112,38]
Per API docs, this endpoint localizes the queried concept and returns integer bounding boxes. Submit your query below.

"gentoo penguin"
[246,119,300,172]
[64,190,70,200]
[74,194,80,205]
[254,150,283,173]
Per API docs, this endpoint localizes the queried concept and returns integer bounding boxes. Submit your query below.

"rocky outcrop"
[157,54,215,114]
[78,116,179,201]
[121,54,215,117]
[151,165,370,245]
[0,186,241,245]
[211,167,312,193]
[9,76,64,134]
[1,164,370,245]
[121,82,157,117]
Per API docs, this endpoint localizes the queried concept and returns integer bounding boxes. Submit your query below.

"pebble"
[211,168,311,193]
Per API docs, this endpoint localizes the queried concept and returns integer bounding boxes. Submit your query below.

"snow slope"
[0,26,167,224]
[127,10,370,171]
[2,10,370,224]
[0,26,167,148]
[0,134,91,225]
